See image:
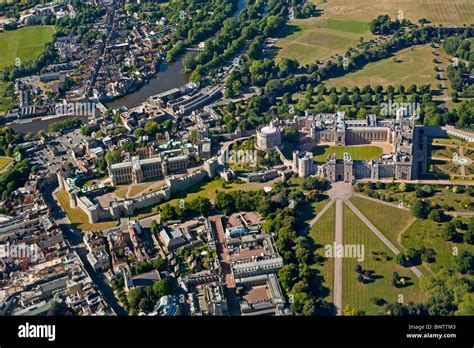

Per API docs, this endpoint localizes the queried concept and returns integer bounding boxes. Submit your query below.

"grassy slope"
[0,25,56,70]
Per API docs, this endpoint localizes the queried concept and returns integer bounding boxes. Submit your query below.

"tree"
[144,121,158,136]
[139,298,153,313]
[442,222,457,241]
[428,209,443,222]
[396,253,407,266]
[152,278,172,298]
[455,251,473,274]
[463,229,474,244]
[410,200,430,219]
[398,182,407,192]
[105,149,121,165]
[278,264,299,292]
[160,204,177,222]
[455,293,474,315]
[127,288,145,310]
[342,304,360,316]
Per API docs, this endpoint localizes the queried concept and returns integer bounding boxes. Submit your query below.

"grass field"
[312,145,383,162]
[275,18,372,65]
[55,190,119,232]
[350,196,414,249]
[275,0,473,65]
[0,25,56,113]
[0,26,56,71]
[342,203,425,314]
[0,156,13,172]
[309,201,336,302]
[311,0,473,24]
[324,45,439,89]
[401,218,474,277]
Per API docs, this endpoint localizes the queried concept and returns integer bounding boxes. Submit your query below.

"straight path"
[334,199,343,316]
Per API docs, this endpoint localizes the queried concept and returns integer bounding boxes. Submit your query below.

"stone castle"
[256,109,416,182]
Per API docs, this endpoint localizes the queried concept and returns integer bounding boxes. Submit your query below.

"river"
[105,0,246,110]
[7,0,247,134]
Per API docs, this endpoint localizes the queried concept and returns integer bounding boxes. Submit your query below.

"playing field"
[324,44,439,89]
[0,25,56,71]
[276,0,473,65]
[312,145,383,162]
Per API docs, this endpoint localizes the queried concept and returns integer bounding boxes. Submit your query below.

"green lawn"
[342,203,425,315]
[312,145,383,162]
[0,156,13,172]
[309,201,336,302]
[0,26,56,70]
[324,44,440,89]
[400,218,474,278]
[350,196,415,249]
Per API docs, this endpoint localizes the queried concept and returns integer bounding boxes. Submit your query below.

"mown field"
[276,0,473,65]
[275,17,372,65]
[342,203,425,315]
[309,201,336,303]
[350,195,415,249]
[312,145,383,162]
[323,44,439,89]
